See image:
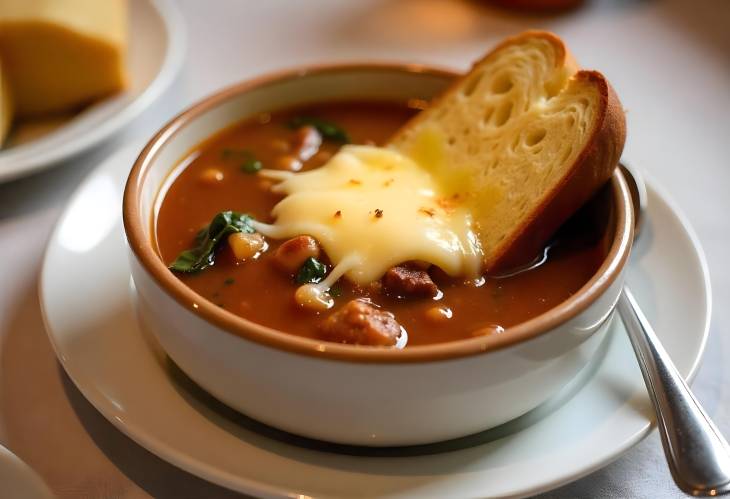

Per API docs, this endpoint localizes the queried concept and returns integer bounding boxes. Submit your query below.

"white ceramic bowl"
[123,64,634,446]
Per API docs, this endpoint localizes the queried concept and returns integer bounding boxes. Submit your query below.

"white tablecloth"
[0,1,728,497]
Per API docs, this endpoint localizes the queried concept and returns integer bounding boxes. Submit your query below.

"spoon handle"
[618,286,730,496]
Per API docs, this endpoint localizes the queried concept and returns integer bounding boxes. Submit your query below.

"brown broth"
[155,100,609,346]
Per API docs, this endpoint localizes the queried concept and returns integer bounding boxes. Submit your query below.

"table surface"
[0,1,728,497]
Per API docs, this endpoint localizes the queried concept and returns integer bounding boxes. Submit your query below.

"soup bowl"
[123,64,634,446]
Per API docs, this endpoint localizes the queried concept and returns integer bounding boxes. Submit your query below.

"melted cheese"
[256,145,483,285]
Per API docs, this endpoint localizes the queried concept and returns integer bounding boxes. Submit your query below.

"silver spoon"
[618,162,730,496]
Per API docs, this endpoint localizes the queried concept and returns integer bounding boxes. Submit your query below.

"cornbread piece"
[319,300,402,346]
[0,0,128,117]
[0,60,12,145]
[389,31,626,272]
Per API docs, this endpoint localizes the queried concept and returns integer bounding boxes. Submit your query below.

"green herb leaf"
[288,116,350,144]
[169,211,255,273]
[329,284,342,297]
[221,148,263,174]
[240,158,262,174]
[191,226,208,246]
[295,257,328,284]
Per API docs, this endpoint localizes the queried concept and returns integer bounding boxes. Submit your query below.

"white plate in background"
[0,0,185,183]
[0,444,54,499]
[39,144,711,498]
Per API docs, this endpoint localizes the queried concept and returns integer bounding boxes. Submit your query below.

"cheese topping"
[255,145,483,285]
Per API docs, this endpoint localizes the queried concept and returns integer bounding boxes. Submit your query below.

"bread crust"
[489,71,626,271]
[389,31,574,142]
[389,31,626,274]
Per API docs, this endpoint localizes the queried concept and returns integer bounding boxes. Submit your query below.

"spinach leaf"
[295,257,328,284]
[288,116,351,144]
[221,148,263,174]
[169,211,255,273]
[240,158,262,174]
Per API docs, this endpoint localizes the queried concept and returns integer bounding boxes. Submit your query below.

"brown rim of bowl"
[123,63,634,364]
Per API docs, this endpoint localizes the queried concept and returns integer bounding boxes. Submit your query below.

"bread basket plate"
[0,444,54,499]
[39,143,710,498]
[0,0,185,183]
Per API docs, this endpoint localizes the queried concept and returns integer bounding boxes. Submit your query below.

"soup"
[155,100,610,347]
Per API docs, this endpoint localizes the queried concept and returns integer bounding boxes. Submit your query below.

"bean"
[198,168,224,185]
[274,235,321,273]
[228,233,266,261]
[425,306,453,322]
[294,284,333,311]
[276,155,303,172]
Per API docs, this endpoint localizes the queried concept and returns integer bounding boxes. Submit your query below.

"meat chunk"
[382,265,439,298]
[319,300,402,347]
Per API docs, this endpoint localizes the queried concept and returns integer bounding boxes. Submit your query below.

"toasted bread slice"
[389,31,626,272]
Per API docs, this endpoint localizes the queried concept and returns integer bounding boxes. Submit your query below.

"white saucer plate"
[39,143,711,498]
[0,0,185,183]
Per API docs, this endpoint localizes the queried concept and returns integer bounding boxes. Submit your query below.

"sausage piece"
[382,265,439,298]
[319,299,402,347]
